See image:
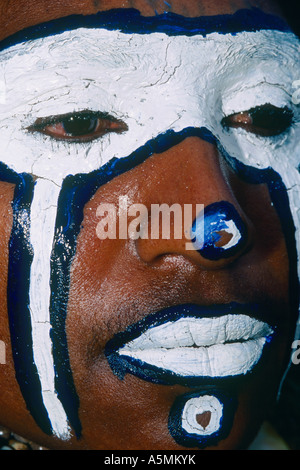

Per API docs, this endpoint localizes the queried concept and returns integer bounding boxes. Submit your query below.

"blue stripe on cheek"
[2,165,53,436]
[0,128,218,439]
[221,149,299,325]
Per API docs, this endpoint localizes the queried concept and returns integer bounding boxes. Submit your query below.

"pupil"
[62,115,98,136]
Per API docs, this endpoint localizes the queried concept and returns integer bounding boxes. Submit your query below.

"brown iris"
[27,110,128,143]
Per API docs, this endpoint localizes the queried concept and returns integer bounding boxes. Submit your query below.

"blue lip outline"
[105,302,275,386]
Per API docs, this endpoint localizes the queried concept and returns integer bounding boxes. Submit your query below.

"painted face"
[0,6,299,449]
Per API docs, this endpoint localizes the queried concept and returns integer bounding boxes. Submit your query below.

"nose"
[135,136,253,269]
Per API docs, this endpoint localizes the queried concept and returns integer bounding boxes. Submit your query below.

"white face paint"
[0,26,299,439]
[181,395,223,437]
[0,29,299,181]
[220,220,242,250]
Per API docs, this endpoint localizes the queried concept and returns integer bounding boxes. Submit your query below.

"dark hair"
[276,0,300,37]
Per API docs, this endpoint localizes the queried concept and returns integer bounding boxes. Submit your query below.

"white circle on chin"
[181,395,223,436]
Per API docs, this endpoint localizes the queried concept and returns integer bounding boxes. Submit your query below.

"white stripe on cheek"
[29,178,71,439]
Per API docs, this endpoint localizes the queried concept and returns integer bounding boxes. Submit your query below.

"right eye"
[27,110,128,143]
[221,104,294,137]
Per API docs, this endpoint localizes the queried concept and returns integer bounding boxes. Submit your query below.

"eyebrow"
[0,7,291,53]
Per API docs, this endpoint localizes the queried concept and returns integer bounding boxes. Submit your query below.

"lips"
[105,304,275,385]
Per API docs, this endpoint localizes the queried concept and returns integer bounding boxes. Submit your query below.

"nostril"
[191,201,248,261]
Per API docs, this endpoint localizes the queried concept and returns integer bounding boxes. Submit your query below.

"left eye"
[27,110,128,142]
[221,104,293,137]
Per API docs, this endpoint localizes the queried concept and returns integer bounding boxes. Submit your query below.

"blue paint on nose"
[191,201,247,260]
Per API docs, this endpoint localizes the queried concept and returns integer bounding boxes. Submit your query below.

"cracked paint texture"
[0,25,299,439]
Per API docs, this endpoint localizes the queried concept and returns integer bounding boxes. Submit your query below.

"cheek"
[0,182,14,300]
[65,169,291,450]
[0,182,15,350]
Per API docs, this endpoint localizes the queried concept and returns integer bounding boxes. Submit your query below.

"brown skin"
[67,139,292,450]
[0,0,296,450]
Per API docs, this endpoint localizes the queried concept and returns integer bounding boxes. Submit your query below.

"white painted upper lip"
[117,314,274,378]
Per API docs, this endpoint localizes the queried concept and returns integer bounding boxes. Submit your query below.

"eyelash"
[27,110,128,143]
[26,103,294,144]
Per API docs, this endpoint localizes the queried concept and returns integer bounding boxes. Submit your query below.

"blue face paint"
[168,389,237,449]
[221,148,300,331]
[3,125,298,441]
[4,127,216,439]
[1,164,53,436]
[0,7,298,447]
[192,201,248,260]
[49,128,218,435]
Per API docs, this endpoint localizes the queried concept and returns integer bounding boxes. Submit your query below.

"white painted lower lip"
[118,314,273,378]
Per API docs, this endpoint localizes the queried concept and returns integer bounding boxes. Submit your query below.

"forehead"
[0,6,292,50]
[0,7,295,106]
[0,7,297,111]
[1,27,297,114]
